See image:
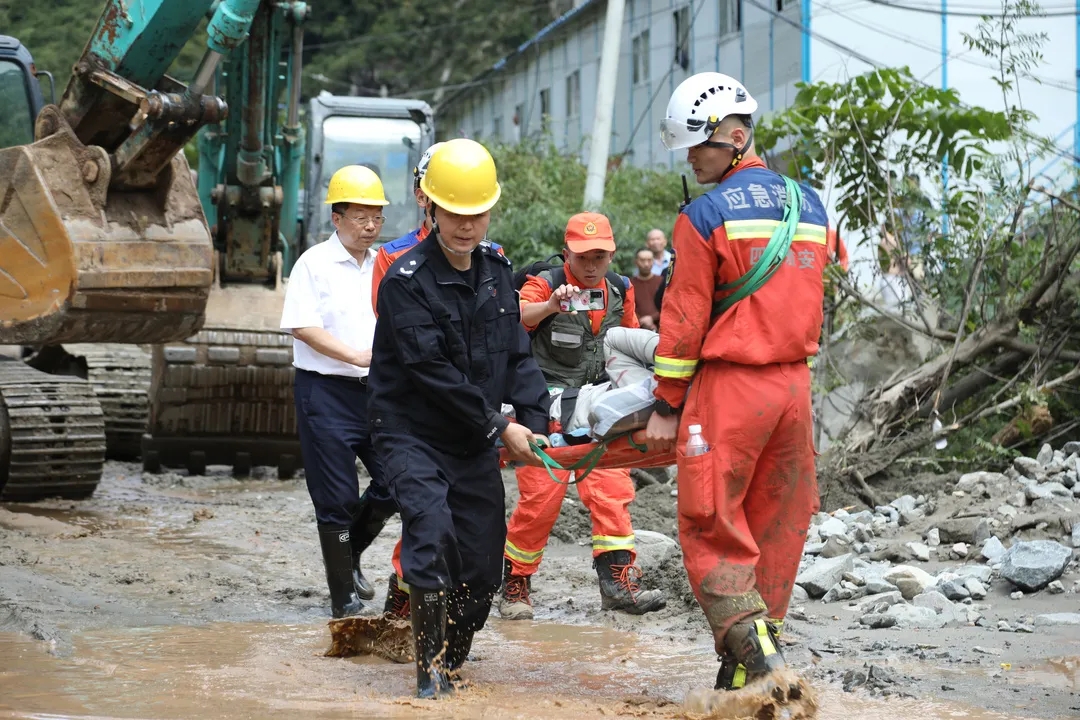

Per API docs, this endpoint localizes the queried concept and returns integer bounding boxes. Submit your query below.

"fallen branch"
[835,277,956,342]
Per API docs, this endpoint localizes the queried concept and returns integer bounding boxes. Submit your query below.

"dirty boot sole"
[497,596,535,620]
[325,614,413,664]
[601,589,666,615]
[684,667,818,719]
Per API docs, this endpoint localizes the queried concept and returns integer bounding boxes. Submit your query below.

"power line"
[864,0,1078,17]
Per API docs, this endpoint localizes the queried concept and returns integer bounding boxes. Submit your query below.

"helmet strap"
[429,203,474,258]
[700,124,754,184]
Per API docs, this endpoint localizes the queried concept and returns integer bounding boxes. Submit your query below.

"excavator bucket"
[0,107,212,347]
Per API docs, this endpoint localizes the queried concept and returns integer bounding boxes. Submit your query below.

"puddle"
[0,621,1052,720]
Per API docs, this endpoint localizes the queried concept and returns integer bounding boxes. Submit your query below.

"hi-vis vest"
[530,269,625,389]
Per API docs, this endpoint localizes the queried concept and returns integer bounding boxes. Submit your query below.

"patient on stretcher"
[502,327,659,446]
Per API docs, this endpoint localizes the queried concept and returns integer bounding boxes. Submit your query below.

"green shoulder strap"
[711,175,803,318]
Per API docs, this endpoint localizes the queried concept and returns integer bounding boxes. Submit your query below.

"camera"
[560,288,605,312]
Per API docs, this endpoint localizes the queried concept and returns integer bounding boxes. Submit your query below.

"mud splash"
[0,620,1048,720]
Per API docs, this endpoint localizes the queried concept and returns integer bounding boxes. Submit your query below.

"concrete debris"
[999,540,1072,592]
[981,536,1007,562]
[1047,579,1066,594]
[885,603,947,629]
[905,542,931,562]
[926,528,941,547]
[796,553,855,598]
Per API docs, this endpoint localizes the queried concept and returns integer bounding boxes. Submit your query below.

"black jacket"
[368,234,551,456]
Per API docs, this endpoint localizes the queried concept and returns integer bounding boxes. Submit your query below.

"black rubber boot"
[723,617,787,678]
[594,550,666,615]
[383,573,411,618]
[349,490,397,601]
[411,585,452,699]
[715,619,784,691]
[317,525,364,618]
[444,585,495,673]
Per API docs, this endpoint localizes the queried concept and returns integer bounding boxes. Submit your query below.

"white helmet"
[659,73,758,151]
[413,141,447,188]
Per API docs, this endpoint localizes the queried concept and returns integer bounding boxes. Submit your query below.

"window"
[565,70,580,118]
[539,87,551,131]
[493,115,503,139]
[719,0,741,37]
[513,102,525,141]
[775,0,786,10]
[0,60,35,150]
[632,30,650,85]
[673,5,691,69]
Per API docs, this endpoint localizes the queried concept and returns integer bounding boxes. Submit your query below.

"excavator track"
[0,360,106,502]
[62,344,152,461]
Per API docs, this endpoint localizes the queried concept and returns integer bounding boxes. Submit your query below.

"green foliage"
[756,66,1012,240]
[487,136,695,274]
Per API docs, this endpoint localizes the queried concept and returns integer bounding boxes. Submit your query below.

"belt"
[297,368,368,385]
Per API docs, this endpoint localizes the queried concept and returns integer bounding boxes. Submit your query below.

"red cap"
[564,212,616,253]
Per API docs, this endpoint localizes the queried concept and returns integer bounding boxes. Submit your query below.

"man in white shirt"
[280,165,397,618]
[646,228,672,277]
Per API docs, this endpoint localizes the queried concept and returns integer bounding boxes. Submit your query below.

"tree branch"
[836,277,957,342]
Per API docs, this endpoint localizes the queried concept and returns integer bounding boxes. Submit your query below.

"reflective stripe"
[592,534,635,552]
[756,619,778,658]
[504,540,544,565]
[732,664,747,689]
[397,575,410,594]
[725,219,827,245]
[654,355,699,379]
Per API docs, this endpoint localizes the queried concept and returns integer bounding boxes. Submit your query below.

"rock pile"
[793,442,1080,631]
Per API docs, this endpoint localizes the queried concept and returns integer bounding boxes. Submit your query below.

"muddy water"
[0,621,1046,720]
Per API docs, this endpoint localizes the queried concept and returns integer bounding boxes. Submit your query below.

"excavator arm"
[0,0,262,347]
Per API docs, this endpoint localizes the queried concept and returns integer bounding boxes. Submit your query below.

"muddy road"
[1,462,1078,719]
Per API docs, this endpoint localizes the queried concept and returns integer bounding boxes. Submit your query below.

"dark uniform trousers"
[374,429,505,631]
[293,368,390,527]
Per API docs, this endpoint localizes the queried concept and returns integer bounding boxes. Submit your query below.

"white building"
[438,0,1077,183]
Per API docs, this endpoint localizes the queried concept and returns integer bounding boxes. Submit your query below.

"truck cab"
[302,92,435,257]
[0,35,46,149]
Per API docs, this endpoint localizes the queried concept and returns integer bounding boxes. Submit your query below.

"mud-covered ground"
[1,462,1078,719]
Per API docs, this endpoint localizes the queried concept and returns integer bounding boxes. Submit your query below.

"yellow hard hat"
[419,138,501,215]
[325,165,389,206]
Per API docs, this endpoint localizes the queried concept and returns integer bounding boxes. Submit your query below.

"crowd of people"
[280,72,844,701]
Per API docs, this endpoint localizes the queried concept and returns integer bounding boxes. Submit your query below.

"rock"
[851,590,903,614]
[802,542,825,556]
[852,525,874,544]
[1025,484,1054,502]
[953,565,994,584]
[842,571,865,586]
[823,584,855,603]
[854,542,874,555]
[999,540,1073,592]
[1037,443,1054,466]
[1008,491,1028,508]
[905,542,931,562]
[973,518,993,546]
[1035,612,1080,626]
[1074,484,1080,498]
[958,471,1009,491]
[997,504,1019,519]
[865,579,899,595]
[796,553,855,598]
[886,570,936,601]
[859,613,897,629]
[951,542,969,559]
[630,530,680,578]
[818,516,849,540]
[926,528,941,547]
[1040,482,1072,498]
[939,580,970,601]
[964,578,988,600]
[1014,456,1045,478]
[981,536,1007,562]
[899,509,925,526]
[890,495,918,514]
[936,518,982,545]
[998,621,1013,632]
[820,535,854,559]
[913,590,961,623]
[1047,580,1066,594]
[844,510,875,527]
[1015,623,1034,634]
[1073,521,1080,549]
[1063,470,1077,489]
[791,585,809,603]
[885,603,947,629]
[1063,441,1080,455]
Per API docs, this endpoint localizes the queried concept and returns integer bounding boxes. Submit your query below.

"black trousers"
[374,429,504,632]
[294,368,390,527]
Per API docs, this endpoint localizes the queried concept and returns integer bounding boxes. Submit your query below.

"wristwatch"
[654,399,679,417]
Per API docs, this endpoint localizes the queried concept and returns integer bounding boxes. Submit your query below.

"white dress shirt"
[280,232,376,378]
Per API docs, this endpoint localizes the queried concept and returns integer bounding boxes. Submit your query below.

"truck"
[0,0,433,501]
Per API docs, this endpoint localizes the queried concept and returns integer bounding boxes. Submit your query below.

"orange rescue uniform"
[653,156,829,653]
[504,264,641,576]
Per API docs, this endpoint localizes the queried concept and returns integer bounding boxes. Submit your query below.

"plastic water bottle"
[685,424,710,456]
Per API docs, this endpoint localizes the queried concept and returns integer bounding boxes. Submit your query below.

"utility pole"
[941,0,949,235]
[1075,0,1079,165]
[802,0,811,83]
[583,0,626,210]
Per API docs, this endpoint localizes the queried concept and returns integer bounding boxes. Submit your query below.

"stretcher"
[498,430,676,484]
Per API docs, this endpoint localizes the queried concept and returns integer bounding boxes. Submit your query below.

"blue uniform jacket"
[368,233,551,456]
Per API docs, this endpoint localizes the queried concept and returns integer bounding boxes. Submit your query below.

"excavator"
[0,0,433,501]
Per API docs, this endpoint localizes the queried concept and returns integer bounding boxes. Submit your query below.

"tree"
[757,0,1080,507]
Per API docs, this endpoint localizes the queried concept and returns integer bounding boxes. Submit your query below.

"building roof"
[439,0,599,112]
